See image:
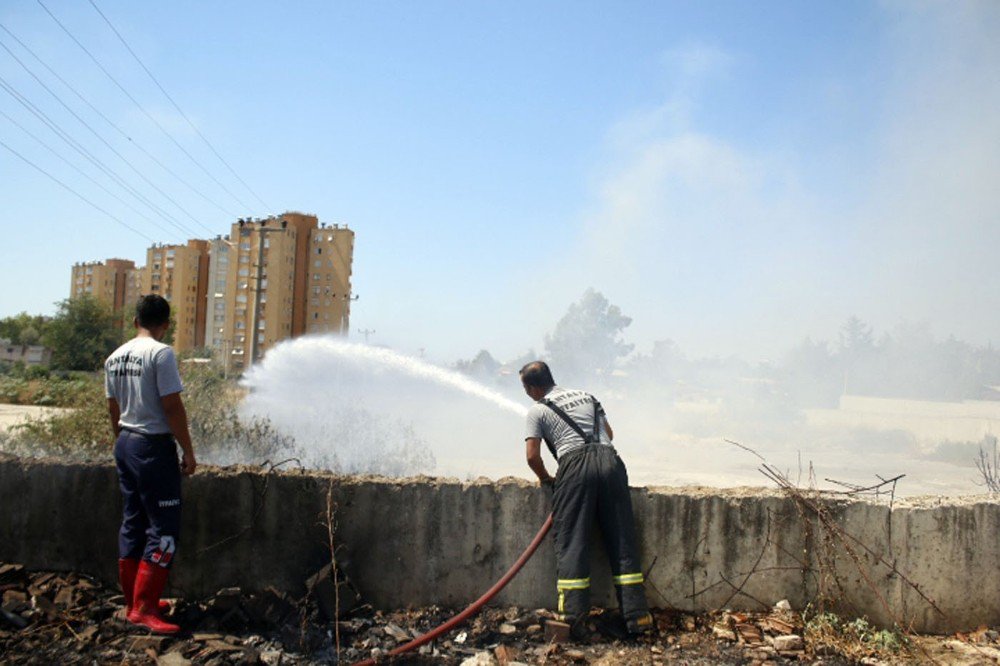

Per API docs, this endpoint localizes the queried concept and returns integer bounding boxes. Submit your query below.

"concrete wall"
[1,453,997,633]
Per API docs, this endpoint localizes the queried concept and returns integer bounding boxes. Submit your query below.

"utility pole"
[247,220,287,368]
[358,328,375,344]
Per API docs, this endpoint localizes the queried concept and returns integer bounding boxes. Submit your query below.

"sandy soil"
[0,404,68,432]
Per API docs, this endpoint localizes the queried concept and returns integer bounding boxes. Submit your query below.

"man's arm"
[107,398,121,439]
[161,392,196,476]
[526,437,555,486]
[603,418,614,441]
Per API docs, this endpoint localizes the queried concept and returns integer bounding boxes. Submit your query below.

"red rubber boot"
[127,561,180,634]
[118,558,139,611]
[118,559,169,615]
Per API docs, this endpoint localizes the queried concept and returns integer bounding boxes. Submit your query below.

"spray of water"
[241,336,530,477]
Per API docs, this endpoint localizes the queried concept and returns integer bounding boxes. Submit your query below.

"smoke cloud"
[527,2,1000,361]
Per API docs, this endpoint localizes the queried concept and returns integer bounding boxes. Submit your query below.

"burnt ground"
[0,563,995,665]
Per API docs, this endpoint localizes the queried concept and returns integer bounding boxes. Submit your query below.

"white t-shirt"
[524,386,611,460]
[104,336,184,435]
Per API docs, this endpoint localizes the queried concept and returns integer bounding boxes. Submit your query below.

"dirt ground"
[0,404,66,432]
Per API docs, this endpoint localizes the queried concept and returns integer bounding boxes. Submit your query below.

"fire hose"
[352,514,554,666]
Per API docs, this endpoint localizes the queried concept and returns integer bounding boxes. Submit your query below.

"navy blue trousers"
[114,430,182,568]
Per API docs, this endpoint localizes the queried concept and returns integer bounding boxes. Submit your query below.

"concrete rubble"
[5,560,993,664]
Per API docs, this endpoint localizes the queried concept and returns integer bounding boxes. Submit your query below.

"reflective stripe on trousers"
[613,572,644,586]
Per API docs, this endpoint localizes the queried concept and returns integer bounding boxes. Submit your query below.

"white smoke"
[241,336,529,478]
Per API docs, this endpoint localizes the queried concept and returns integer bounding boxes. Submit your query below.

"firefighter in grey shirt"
[106,295,195,634]
[520,360,653,637]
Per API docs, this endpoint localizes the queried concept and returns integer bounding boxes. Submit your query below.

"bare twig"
[643,556,679,611]
[197,458,298,554]
[823,474,905,496]
[727,438,944,664]
[723,438,765,462]
[719,508,773,609]
[718,573,769,610]
[325,479,341,662]
[974,435,1000,493]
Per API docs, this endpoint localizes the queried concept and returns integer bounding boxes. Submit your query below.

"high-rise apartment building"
[138,240,209,352]
[204,238,232,354]
[222,212,354,371]
[70,211,353,369]
[305,224,355,335]
[70,258,137,313]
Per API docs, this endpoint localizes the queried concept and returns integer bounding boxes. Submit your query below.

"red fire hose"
[352,514,554,666]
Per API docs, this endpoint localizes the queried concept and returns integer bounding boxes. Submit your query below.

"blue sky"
[1,1,996,363]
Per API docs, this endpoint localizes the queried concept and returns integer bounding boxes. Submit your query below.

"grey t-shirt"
[104,336,184,435]
[524,386,611,460]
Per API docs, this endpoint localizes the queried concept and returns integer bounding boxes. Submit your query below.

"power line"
[0,73,199,240]
[86,0,270,211]
[0,33,212,237]
[0,21,240,220]
[0,107,183,242]
[1,138,154,242]
[35,0,256,213]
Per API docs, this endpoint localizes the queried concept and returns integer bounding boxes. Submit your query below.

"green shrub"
[803,607,909,660]
[0,364,296,467]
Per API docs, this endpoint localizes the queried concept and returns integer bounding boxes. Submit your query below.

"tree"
[782,336,841,407]
[43,296,123,371]
[0,312,48,345]
[18,326,40,346]
[454,349,501,382]
[838,316,875,358]
[544,288,634,383]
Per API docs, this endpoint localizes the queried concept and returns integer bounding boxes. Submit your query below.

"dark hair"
[520,361,555,389]
[136,294,170,329]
